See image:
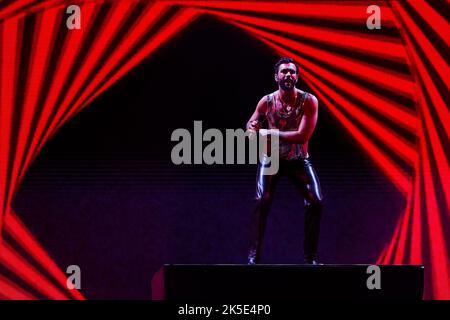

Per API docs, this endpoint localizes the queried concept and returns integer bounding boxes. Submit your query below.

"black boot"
[304,256,323,265]
[248,197,271,265]
[303,201,323,265]
[248,158,278,265]
[248,248,258,265]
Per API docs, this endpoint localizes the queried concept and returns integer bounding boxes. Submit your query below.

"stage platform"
[151,264,424,300]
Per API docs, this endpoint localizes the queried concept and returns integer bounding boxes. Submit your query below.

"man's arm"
[246,96,268,131]
[264,94,318,144]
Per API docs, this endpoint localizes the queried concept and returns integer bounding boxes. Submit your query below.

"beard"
[279,78,296,91]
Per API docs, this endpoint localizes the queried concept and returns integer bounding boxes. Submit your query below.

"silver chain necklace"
[278,91,297,115]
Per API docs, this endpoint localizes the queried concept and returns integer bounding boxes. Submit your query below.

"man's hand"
[247,120,261,132]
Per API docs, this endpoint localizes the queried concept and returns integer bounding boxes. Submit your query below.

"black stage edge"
[152,264,424,301]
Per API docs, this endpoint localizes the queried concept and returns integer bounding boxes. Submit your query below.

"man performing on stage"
[246,57,323,265]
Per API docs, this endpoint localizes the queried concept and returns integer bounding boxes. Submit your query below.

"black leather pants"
[248,156,323,264]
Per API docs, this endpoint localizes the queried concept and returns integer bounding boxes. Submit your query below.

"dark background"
[12,15,404,299]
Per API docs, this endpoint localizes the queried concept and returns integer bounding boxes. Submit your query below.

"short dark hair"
[274,57,299,74]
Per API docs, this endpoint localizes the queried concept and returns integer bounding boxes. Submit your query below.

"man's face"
[275,63,298,91]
